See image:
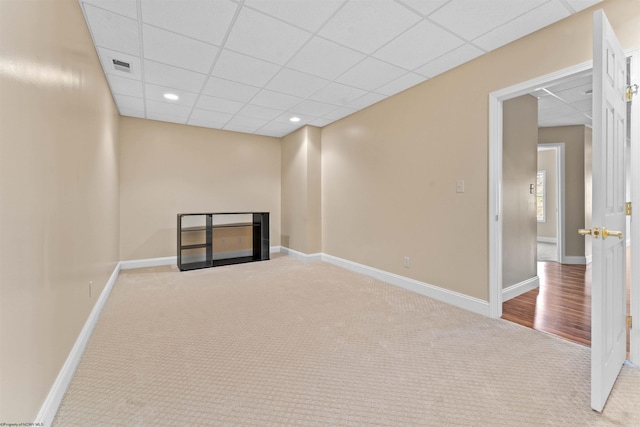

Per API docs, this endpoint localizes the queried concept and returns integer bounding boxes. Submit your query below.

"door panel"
[591,9,627,413]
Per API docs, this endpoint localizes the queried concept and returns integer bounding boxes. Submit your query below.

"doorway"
[488,49,639,366]
[537,144,564,263]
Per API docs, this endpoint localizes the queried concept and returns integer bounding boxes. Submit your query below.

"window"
[536,171,545,222]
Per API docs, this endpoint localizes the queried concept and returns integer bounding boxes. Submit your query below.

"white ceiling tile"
[189,109,233,126]
[336,57,406,91]
[244,0,344,33]
[239,104,282,121]
[84,4,140,55]
[202,77,260,103]
[260,121,300,133]
[396,0,450,16]
[225,8,311,65]
[142,24,218,74]
[107,74,143,97]
[414,44,484,78]
[97,47,143,80]
[309,117,335,127]
[429,0,547,41]
[373,20,465,70]
[289,100,337,117]
[223,123,260,134]
[319,0,421,54]
[308,82,367,106]
[146,99,191,120]
[114,93,144,110]
[346,93,387,110]
[227,115,269,129]
[564,0,603,13]
[274,112,316,126]
[82,0,137,19]
[144,60,207,93]
[144,83,198,107]
[473,1,571,51]
[251,90,303,110]
[375,72,426,96]
[119,107,145,118]
[287,37,366,80]
[266,69,329,98]
[256,128,287,138]
[146,112,187,124]
[140,0,237,45]
[212,50,281,87]
[196,94,244,114]
[323,107,357,121]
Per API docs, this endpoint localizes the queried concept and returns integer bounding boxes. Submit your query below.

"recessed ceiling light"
[164,93,179,101]
[289,116,300,122]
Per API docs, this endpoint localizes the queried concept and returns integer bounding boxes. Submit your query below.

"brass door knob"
[602,228,624,239]
[578,227,600,238]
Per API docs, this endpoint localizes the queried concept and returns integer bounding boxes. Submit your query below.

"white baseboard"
[586,254,593,264]
[35,262,121,427]
[321,254,490,317]
[537,237,557,244]
[120,256,176,270]
[562,256,587,265]
[121,248,283,270]
[502,276,540,301]
[280,246,322,262]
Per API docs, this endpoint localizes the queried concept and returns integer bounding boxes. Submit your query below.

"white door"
[590,9,627,413]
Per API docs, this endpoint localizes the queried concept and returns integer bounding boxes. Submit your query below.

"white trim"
[280,246,322,262]
[489,60,592,319]
[120,256,176,270]
[537,237,558,244]
[120,247,283,269]
[586,254,593,264]
[35,262,121,427]
[628,47,640,365]
[502,276,540,301]
[321,254,490,317]
[537,143,566,264]
[562,256,587,265]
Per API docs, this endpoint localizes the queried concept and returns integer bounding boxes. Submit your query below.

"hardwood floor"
[502,248,631,353]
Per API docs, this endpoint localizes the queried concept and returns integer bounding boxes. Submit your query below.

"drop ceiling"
[531,70,593,127]
[79,0,602,137]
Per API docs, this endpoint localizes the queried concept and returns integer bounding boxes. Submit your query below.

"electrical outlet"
[403,256,410,268]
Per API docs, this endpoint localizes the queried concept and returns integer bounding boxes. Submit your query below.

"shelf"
[212,222,255,229]
[177,212,269,272]
[178,261,211,271]
[213,256,255,267]
[181,226,207,232]
[180,243,207,250]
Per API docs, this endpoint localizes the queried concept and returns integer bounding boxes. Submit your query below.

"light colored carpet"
[54,255,639,426]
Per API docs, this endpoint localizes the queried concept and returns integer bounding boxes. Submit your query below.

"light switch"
[456,180,465,193]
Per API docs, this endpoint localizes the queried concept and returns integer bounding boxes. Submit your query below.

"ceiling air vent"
[112,59,131,73]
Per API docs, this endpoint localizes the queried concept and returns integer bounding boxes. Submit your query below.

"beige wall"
[281,126,322,254]
[539,126,590,258]
[119,118,281,261]
[537,149,558,239]
[502,95,538,289]
[321,0,638,300]
[0,0,120,420]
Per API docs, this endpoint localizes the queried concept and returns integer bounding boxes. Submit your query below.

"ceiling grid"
[79,0,601,137]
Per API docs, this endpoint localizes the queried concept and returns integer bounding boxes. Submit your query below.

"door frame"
[537,143,565,263]
[488,48,639,366]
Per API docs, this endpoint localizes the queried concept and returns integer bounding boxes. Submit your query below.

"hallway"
[502,248,631,355]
